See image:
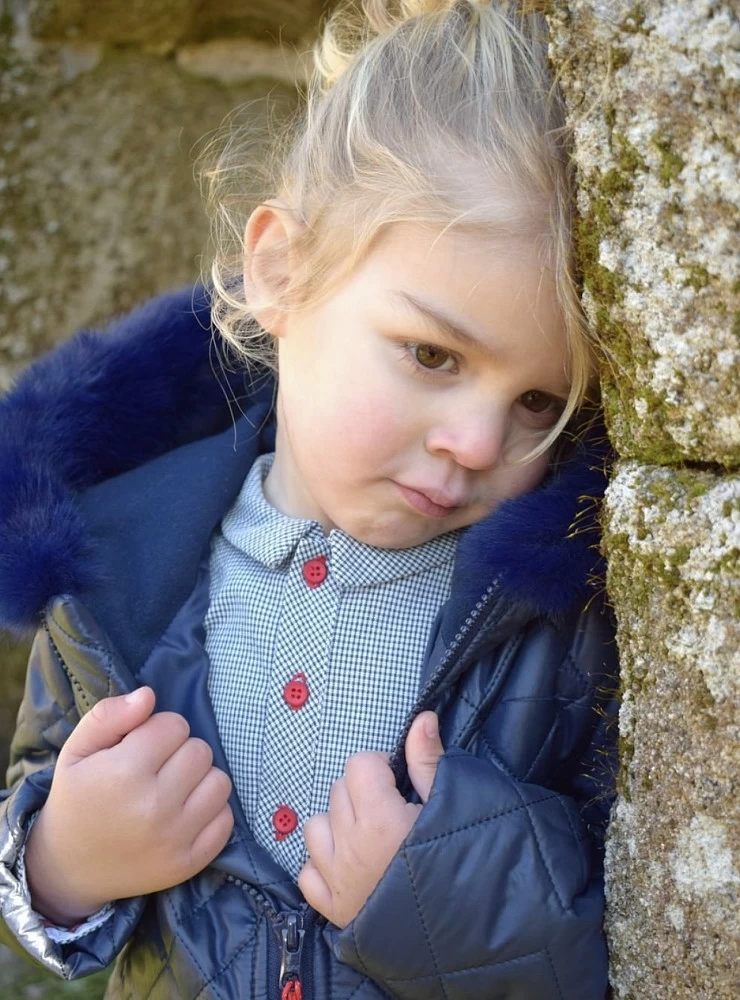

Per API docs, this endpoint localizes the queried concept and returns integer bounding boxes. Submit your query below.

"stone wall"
[0,0,320,392]
[0,0,321,770]
[548,2,739,997]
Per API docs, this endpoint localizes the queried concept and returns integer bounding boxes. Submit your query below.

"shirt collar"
[221,453,461,589]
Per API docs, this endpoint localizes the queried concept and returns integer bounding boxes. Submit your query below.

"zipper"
[389,582,501,786]
[278,911,306,999]
[225,877,312,1000]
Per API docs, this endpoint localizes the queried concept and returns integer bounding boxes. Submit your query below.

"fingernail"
[125,688,144,705]
[424,713,438,739]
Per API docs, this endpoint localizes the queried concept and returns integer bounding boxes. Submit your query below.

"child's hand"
[24,687,234,927]
[298,711,443,928]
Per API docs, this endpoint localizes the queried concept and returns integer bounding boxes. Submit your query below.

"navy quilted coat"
[0,286,618,999]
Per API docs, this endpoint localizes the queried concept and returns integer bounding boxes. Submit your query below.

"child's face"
[262,222,571,549]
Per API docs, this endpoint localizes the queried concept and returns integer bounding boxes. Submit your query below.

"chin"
[345,517,443,550]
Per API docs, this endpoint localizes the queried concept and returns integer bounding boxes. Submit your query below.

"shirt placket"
[256,527,336,878]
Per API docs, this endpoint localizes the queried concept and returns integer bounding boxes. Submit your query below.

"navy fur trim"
[0,285,245,635]
[451,421,610,617]
[0,285,611,636]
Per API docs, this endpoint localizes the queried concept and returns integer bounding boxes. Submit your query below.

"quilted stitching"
[48,609,119,700]
[477,732,518,781]
[385,947,553,983]
[523,714,560,782]
[190,919,259,1000]
[162,890,227,1000]
[545,948,566,1000]
[514,786,569,912]
[402,842,451,1000]
[406,793,560,851]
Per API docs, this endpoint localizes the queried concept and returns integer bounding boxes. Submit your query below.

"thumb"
[60,686,156,765]
[404,711,444,804]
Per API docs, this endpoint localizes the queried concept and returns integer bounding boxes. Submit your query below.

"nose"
[424,398,508,471]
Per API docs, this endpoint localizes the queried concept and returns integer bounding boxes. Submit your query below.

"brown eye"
[519,390,555,413]
[414,343,452,369]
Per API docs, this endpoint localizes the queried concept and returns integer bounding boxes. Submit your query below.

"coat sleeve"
[13,811,116,943]
[0,628,147,978]
[324,636,618,1000]
[325,749,607,1000]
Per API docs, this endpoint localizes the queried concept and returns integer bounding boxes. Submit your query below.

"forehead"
[365,224,558,317]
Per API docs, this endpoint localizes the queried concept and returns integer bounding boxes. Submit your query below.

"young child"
[0,2,618,998]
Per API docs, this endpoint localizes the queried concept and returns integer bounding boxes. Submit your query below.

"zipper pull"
[279,912,304,1000]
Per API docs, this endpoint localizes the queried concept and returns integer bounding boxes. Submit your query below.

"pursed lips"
[394,481,467,514]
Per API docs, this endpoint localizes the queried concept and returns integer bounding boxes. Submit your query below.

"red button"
[302,556,327,588]
[283,672,309,710]
[273,805,298,841]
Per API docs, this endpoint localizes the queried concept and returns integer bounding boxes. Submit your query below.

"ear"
[243,198,305,337]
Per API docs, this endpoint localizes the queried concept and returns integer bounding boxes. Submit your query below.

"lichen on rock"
[549,0,740,467]
[602,461,739,997]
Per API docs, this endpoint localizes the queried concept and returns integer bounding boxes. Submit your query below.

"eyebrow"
[388,289,497,359]
[389,288,571,399]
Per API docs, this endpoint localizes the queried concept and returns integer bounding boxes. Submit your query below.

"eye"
[517,390,566,426]
[519,390,554,413]
[404,341,458,373]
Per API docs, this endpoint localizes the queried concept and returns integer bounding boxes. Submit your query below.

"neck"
[263,397,333,533]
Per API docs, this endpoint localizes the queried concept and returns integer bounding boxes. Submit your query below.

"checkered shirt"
[18,451,460,941]
[204,452,460,879]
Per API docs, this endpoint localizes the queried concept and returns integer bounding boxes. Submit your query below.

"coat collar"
[0,284,611,654]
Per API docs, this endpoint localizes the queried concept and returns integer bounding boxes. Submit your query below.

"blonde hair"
[199,0,596,457]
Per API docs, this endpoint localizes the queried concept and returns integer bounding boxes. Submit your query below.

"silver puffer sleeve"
[11,810,115,943]
[1,627,147,978]
[1,766,69,976]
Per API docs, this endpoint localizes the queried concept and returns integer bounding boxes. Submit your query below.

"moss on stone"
[576,160,688,464]
[615,136,647,177]
[0,4,13,38]
[691,674,718,728]
[664,200,684,220]
[645,469,714,507]
[552,5,740,992]
[611,47,631,71]
[570,127,689,462]
[651,131,685,186]
[682,264,711,291]
[620,4,653,35]
[601,167,634,198]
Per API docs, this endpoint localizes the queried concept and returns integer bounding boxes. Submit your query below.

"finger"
[181,768,233,839]
[343,751,399,813]
[404,712,444,804]
[156,737,214,806]
[328,777,356,841]
[114,711,191,773]
[61,687,155,765]
[297,859,333,920]
[188,803,235,875]
[303,812,334,874]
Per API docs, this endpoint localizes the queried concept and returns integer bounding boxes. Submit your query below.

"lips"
[410,486,466,509]
[395,482,466,518]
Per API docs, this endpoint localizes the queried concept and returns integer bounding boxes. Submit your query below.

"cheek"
[342,385,403,449]
[314,364,409,462]
[499,451,550,501]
